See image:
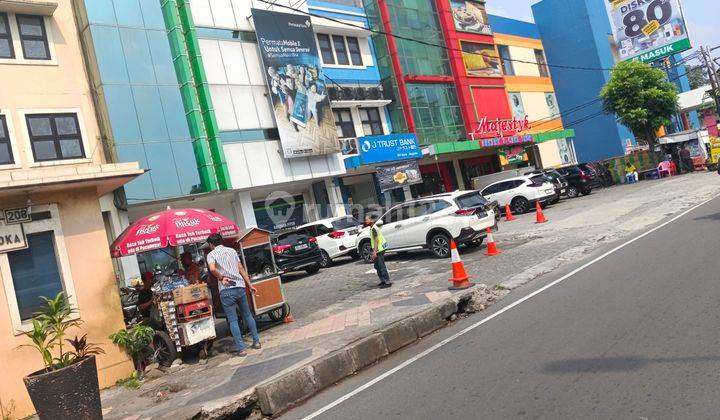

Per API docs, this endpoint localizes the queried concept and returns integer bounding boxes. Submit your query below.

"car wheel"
[360,241,373,263]
[305,264,320,274]
[566,186,579,198]
[511,197,530,214]
[464,238,484,248]
[581,189,592,196]
[428,232,451,258]
[318,250,331,268]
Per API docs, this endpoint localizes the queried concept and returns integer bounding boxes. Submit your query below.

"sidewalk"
[101,173,720,419]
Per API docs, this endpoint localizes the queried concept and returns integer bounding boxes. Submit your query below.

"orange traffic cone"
[504,204,514,222]
[283,312,295,323]
[535,201,547,224]
[485,227,501,256]
[448,240,473,290]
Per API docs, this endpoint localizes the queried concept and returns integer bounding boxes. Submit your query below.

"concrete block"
[255,366,318,415]
[380,319,418,353]
[310,348,358,390]
[410,307,446,337]
[348,333,388,370]
[436,298,458,319]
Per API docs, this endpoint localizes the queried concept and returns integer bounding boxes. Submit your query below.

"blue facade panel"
[487,15,540,39]
[82,0,198,203]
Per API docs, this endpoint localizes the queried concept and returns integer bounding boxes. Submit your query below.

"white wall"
[507,45,540,77]
[190,0,310,32]
[520,91,550,122]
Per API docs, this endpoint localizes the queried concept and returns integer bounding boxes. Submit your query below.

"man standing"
[366,215,392,288]
[206,234,261,356]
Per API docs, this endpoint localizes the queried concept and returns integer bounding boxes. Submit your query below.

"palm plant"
[110,324,155,372]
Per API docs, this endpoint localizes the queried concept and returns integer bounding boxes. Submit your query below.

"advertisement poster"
[460,41,502,77]
[610,0,691,63]
[498,146,528,166]
[710,137,720,164]
[450,0,492,35]
[545,92,560,119]
[376,161,423,192]
[252,9,340,158]
[508,92,526,120]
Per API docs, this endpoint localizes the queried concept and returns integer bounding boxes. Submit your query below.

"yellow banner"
[642,20,660,36]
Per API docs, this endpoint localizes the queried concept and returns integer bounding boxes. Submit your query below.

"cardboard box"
[178,316,216,346]
[172,284,210,304]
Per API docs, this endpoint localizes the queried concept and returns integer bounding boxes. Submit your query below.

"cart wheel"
[268,303,289,322]
[153,331,179,368]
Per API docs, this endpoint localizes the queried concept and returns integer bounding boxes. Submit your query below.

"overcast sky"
[486,0,717,55]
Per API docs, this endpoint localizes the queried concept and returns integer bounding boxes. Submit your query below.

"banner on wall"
[460,41,502,77]
[376,161,423,192]
[449,0,492,35]
[252,9,341,158]
[610,0,691,63]
[498,146,528,166]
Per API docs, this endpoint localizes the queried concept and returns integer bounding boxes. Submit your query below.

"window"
[315,224,332,235]
[497,45,514,76]
[331,217,361,230]
[8,231,64,321]
[332,35,349,65]
[359,108,383,136]
[346,36,363,66]
[16,15,50,60]
[535,49,549,77]
[333,108,356,138]
[0,115,13,165]
[0,12,14,59]
[26,113,85,162]
[317,34,334,65]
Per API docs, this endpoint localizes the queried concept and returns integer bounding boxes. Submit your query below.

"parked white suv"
[296,216,363,267]
[355,190,497,262]
[480,175,556,214]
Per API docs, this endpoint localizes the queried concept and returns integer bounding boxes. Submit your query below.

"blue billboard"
[356,133,422,165]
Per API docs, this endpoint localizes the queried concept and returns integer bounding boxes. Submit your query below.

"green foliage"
[115,371,142,389]
[18,292,102,372]
[600,61,679,146]
[110,325,155,371]
[685,64,709,90]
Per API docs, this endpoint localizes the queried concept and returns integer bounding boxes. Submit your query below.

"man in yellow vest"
[366,214,392,288]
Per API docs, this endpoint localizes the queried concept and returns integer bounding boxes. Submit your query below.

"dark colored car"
[580,162,614,187]
[458,191,501,222]
[556,165,601,198]
[272,230,322,275]
[525,169,568,204]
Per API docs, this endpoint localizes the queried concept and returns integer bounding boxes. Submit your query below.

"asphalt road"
[283,193,720,419]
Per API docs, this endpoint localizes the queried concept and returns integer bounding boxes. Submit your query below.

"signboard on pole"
[610,0,691,63]
[376,161,422,192]
[252,9,341,158]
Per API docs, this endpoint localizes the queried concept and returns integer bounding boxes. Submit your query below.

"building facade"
[0,0,142,416]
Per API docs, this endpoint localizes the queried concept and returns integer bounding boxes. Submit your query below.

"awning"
[0,0,57,15]
[677,85,714,113]
[658,129,700,145]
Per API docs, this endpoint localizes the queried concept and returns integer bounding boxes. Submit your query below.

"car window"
[315,224,332,235]
[383,208,401,224]
[430,200,451,213]
[331,217,361,230]
[481,184,499,195]
[456,193,489,208]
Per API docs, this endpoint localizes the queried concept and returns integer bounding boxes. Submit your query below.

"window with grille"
[26,113,85,162]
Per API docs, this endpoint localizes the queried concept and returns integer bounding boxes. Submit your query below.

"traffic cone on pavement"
[485,227,501,256]
[448,240,473,290]
[283,312,295,323]
[535,201,547,224]
[504,204,514,222]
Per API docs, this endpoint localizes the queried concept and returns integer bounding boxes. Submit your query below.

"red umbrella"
[110,208,240,257]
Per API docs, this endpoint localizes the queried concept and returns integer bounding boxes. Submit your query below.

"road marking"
[300,195,717,420]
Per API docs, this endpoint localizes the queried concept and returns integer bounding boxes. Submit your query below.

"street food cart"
[237,228,289,322]
[110,208,240,366]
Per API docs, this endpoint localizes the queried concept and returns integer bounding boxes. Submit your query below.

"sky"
[486,0,718,54]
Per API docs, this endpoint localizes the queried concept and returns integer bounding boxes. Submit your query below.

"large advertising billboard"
[449,0,492,35]
[252,9,341,158]
[610,0,691,63]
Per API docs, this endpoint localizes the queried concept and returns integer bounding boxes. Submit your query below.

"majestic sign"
[0,223,27,253]
[480,134,534,148]
[469,115,530,140]
[252,9,340,158]
[357,133,422,165]
[449,0,492,35]
[610,0,691,63]
[376,161,423,192]
[3,207,31,225]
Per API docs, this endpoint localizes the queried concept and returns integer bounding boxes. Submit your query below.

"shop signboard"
[376,161,423,192]
[710,137,720,164]
[253,193,306,232]
[449,0,492,35]
[0,222,27,253]
[498,146,528,166]
[479,134,534,148]
[357,133,422,165]
[610,0,691,63]
[252,9,340,158]
[469,115,530,140]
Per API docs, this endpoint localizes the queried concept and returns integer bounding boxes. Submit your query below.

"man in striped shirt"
[206,233,260,356]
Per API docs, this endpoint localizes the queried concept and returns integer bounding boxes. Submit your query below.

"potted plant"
[19,293,104,420]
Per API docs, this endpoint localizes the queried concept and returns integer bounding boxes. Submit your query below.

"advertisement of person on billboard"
[252,9,341,158]
[610,0,691,63]
[449,0,492,35]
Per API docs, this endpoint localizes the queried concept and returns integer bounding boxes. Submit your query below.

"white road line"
[300,195,717,420]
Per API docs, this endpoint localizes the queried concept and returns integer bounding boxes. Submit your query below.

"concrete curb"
[254,289,483,416]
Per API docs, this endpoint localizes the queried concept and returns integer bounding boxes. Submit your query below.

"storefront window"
[8,231,63,321]
[253,195,306,232]
[497,45,514,76]
[408,83,465,145]
[360,107,383,136]
[534,49,549,77]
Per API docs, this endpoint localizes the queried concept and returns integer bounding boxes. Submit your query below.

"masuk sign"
[469,115,530,140]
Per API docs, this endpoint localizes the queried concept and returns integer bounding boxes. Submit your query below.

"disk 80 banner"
[610,0,691,63]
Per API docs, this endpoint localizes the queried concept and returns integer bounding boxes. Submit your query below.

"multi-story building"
[0,0,142,416]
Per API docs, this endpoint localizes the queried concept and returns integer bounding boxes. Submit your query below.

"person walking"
[206,233,261,356]
[366,215,392,288]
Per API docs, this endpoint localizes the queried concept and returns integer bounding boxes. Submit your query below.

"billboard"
[252,9,340,158]
[450,0,491,35]
[376,161,423,192]
[357,133,422,164]
[460,41,502,77]
[610,0,691,63]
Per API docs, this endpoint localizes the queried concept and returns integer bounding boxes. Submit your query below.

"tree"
[685,64,709,90]
[600,61,679,160]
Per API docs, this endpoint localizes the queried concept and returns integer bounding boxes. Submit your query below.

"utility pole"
[700,46,720,116]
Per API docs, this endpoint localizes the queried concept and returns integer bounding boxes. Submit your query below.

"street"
[282,185,720,419]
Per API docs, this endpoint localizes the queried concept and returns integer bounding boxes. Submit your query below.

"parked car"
[271,230,323,275]
[525,169,568,204]
[296,216,363,267]
[355,190,497,261]
[580,162,614,187]
[480,175,556,214]
[555,165,601,198]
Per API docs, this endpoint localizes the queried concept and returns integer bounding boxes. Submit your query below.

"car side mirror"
[375,219,384,227]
